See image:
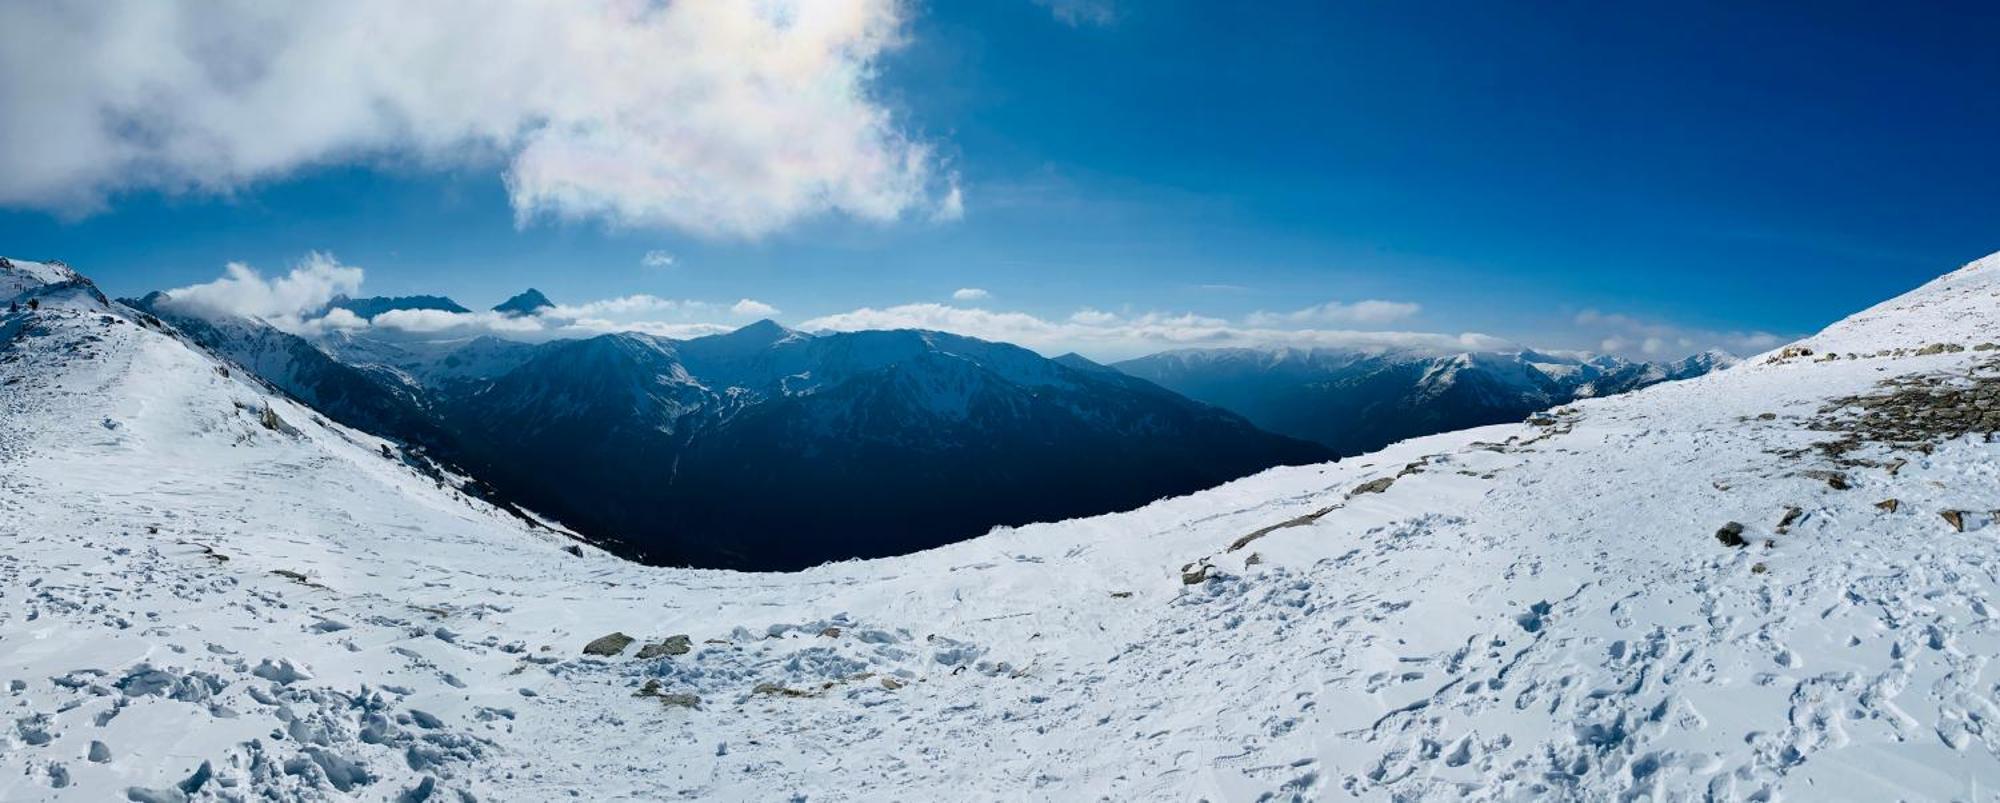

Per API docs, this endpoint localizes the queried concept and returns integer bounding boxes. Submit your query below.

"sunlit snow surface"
[5,253,2000,799]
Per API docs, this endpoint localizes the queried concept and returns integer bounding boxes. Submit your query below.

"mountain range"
[1117,346,1736,454]
[130,292,1329,569]
[122,281,1731,569]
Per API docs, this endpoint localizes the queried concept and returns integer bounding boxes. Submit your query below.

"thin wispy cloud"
[640,251,676,269]
[1573,309,1785,358]
[951,288,991,301]
[731,299,781,317]
[801,303,1508,362]
[0,0,952,237]
[932,177,967,222]
[1246,299,1421,327]
[1033,0,1117,26]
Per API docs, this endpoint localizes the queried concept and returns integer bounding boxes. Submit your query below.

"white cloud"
[160,252,752,342]
[317,307,370,331]
[158,252,362,331]
[1069,308,1119,325]
[640,251,676,269]
[547,295,706,319]
[731,299,780,317]
[800,303,1509,362]
[1573,308,1784,358]
[931,177,966,222]
[0,0,946,237]
[951,287,991,302]
[1245,299,1421,327]
[371,308,546,335]
[1033,0,1117,26]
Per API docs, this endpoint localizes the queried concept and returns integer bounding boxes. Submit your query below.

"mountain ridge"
[1116,344,1737,453]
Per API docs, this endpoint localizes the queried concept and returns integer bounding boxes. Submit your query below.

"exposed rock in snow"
[636,635,692,659]
[582,633,635,657]
[8,251,2000,799]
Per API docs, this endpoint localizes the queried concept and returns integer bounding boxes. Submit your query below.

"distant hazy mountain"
[324,293,469,319]
[492,289,555,316]
[1114,346,1735,455]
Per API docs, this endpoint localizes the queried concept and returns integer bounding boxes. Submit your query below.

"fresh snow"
[0,258,81,302]
[5,253,2000,799]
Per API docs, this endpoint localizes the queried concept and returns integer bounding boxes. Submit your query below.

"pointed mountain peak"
[723,318,795,343]
[2,256,86,302]
[493,289,554,316]
[1051,352,1115,374]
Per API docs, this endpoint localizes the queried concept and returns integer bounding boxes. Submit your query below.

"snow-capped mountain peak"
[1,256,90,304]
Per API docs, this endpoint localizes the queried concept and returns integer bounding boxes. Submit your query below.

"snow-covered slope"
[0,257,84,301]
[7,252,2000,800]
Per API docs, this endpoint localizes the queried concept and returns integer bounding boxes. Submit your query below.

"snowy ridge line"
[6,251,2000,799]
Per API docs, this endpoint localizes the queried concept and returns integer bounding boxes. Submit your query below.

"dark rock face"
[1715,522,1747,548]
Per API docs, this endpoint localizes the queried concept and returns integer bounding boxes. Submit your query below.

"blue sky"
[2,0,1995,359]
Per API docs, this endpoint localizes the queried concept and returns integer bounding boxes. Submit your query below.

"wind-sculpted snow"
[6,252,2000,799]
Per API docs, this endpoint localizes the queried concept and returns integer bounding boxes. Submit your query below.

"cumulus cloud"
[1245,299,1421,327]
[951,288,991,302]
[640,251,676,269]
[801,303,1509,362]
[0,0,946,237]
[316,307,371,332]
[1573,309,1785,358]
[157,252,362,332]
[1069,308,1119,325]
[731,299,780,317]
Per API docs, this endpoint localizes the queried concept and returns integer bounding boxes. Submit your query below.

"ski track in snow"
[4,254,2000,799]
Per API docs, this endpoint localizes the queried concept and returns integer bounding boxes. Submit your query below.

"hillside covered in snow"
[6,251,2000,800]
